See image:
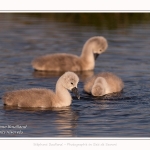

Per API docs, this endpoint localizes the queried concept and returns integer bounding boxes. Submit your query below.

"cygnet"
[3,72,80,108]
[32,36,108,71]
[84,72,124,96]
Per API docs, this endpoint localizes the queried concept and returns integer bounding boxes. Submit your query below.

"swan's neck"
[100,78,110,94]
[80,44,95,70]
[55,79,72,107]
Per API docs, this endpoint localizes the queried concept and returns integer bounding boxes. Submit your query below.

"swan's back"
[84,72,124,94]
[32,53,82,71]
[3,88,58,108]
[84,75,98,93]
[97,72,124,92]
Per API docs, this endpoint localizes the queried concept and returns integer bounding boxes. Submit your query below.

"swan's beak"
[71,87,80,99]
[94,53,99,60]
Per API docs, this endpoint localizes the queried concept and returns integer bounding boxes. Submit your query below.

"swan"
[32,36,108,71]
[3,72,80,108]
[84,72,124,96]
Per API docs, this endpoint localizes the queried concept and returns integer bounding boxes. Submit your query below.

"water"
[0,14,150,137]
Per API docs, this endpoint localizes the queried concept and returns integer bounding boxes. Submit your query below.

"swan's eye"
[71,82,73,85]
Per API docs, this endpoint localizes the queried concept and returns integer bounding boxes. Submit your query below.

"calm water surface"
[0,14,150,137]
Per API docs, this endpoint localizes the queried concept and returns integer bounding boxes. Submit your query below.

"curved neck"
[55,78,72,107]
[95,77,110,94]
[80,45,95,70]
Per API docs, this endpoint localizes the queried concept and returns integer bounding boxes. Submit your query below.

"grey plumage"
[3,72,80,108]
[32,36,108,71]
[84,72,124,96]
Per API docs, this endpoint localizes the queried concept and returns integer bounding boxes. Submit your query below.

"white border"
[0,138,150,150]
[0,1,150,149]
[0,0,150,11]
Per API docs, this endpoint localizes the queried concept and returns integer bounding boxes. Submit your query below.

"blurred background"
[1,13,150,29]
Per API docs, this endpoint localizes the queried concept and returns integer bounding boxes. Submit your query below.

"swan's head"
[61,71,80,99]
[84,36,108,60]
[91,77,106,96]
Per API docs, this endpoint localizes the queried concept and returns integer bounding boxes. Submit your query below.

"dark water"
[0,14,150,137]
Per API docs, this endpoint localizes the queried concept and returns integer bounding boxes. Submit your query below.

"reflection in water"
[87,92,125,110]
[53,107,79,137]
[32,70,94,82]
[100,92,124,100]
[3,106,79,137]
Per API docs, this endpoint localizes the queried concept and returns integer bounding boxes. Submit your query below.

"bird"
[84,72,124,96]
[2,72,80,108]
[32,36,108,71]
